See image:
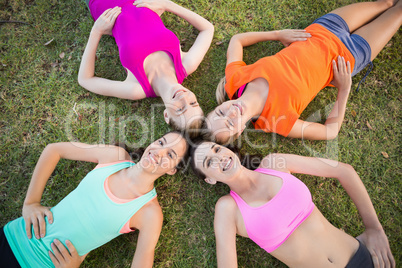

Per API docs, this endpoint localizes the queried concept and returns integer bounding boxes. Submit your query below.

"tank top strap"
[254,167,291,180]
[94,161,135,181]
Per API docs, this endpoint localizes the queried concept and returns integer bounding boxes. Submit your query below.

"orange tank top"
[225,24,355,136]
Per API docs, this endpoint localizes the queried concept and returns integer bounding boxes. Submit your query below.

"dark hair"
[189,140,262,181]
[189,139,208,180]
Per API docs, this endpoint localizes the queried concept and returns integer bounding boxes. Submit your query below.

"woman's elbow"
[325,127,340,140]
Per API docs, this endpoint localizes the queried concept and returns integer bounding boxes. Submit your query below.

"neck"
[150,69,179,100]
[239,80,268,121]
[226,167,259,195]
[125,164,160,193]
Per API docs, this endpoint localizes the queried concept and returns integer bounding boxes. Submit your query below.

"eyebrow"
[181,104,200,115]
[202,144,216,168]
[163,137,167,144]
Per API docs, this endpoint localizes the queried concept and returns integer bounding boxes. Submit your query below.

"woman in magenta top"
[190,141,395,267]
[79,0,214,133]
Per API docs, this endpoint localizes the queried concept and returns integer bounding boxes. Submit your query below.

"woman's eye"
[168,152,173,159]
[207,159,211,168]
[190,101,196,105]
[219,109,224,116]
[158,140,163,145]
[176,107,184,112]
[215,146,220,153]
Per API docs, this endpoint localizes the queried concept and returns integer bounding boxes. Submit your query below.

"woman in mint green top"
[1,131,188,268]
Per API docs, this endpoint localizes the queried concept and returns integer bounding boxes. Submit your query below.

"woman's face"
[140,132,187,175]
[163,86,204,129]
[207,100,247,144]
[193,142,241,184]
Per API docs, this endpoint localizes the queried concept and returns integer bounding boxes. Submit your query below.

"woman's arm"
[129,202,163,268]
[259,153,395,267]
[214,196,239,268]
[226,30,311,65]
[134,0,214,75]
[23,142,130,239]
[287,56,352,140]
[78,7,146,100]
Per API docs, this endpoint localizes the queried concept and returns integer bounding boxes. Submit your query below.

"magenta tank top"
[230,168,315,253]
[88,0,188,98]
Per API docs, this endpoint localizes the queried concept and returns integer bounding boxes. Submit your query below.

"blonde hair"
[216,77,227,105]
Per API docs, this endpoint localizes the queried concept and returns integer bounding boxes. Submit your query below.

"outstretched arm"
[23,142,130,240]
[259,154,395,268]
[78,7,146,100]
[287,56,352,140]
[226,29,311,65]
[134,0,214,75]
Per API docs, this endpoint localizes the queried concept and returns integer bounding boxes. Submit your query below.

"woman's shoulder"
[216,194,238,213]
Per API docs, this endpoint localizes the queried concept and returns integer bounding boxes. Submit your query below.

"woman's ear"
[163,109,170,124]
[204,177,216,185]
[166,167,177,176]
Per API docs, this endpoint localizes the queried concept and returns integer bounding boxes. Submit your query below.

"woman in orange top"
[207,0,401,143]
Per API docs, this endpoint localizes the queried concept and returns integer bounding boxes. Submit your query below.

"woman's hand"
[92,6,122,36]
[49,239,86,268]
[357,228,395,268]
[331,55,352,94]
[278,29,311,47]
[22,202,53,239]
[133,0,169,16]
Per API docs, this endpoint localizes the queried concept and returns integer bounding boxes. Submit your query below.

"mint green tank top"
[4,161,157,268]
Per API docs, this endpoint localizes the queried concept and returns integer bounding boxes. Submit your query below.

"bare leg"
[330,0,395,32]
[353,1,402,60]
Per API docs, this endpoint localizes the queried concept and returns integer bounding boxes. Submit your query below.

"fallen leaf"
[59,52,65,59]
[215,41,223,45]
[44,38,54,46]
[68,55,72,60]
[366,121,374,130]
[351,110,357,117]
[51,62,58,68]
[381,152,389,158]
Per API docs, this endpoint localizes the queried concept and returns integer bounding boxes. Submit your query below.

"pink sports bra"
[230,168,315,253]
[88,0,188,98]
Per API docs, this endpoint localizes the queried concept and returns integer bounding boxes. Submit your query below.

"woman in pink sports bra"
[79,0,214,134]
[190,141,395,268]
[1,132,188,267]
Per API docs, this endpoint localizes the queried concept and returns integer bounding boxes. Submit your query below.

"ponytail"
[215,77,227,105]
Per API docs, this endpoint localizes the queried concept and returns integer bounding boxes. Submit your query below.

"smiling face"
[163,87,204,130]
[140,132,188,175]
[192,141,241,184]
[206,100,247,144]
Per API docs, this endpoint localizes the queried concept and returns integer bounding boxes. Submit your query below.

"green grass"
[1,0,400,267]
